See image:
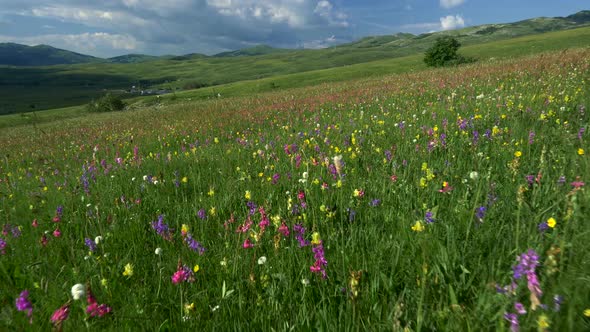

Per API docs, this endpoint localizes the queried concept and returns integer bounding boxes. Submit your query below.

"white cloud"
[440,15,465,30]
[440,0,465,9]
[0,0,352,56]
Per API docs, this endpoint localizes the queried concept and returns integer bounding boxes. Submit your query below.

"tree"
[424,36,470,67]
[86,93,126,113]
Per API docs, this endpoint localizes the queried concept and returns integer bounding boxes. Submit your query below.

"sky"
[0,0,588,58]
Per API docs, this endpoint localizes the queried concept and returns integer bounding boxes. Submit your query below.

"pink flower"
[171,262,194,284]
[50,303,70,327]
[242,238,254,249]
[53,228,61,238]
[86,284,112,318]
[31,219,38,228]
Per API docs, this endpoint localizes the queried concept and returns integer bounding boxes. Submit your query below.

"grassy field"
[0,48,588,330]
[1,26,590,129]
[1,22,589,115]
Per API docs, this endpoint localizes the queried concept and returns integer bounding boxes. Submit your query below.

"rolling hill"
[0,43,100,66]
[0,10,589,115]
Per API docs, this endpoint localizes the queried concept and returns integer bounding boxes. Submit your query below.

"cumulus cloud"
[440,0,466,9]
[0,0,351,56]
[440,15,465,30]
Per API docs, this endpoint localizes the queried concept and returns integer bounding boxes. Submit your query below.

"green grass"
[0,48,589,331]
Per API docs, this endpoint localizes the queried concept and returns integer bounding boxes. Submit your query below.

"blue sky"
[0,0,587,57]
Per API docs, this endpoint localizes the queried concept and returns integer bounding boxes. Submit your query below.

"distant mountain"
[214,45,290,57]
[0,43,100,66]
[108,54,167,63]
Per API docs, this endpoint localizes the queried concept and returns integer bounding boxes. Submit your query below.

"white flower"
[71,283,85,300]
[469,171,479,180]
[301,278,310,286]
[94,236,103,245]
[142,175,148,181]
[257,256,267,265]
[155,247,163,255]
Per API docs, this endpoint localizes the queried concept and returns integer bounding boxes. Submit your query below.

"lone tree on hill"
[424,36,471,67]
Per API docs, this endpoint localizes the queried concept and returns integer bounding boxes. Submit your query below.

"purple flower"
[538,222,549,232]
[557,176,566,185]
[424,211,435,224]
[475,206,486,222]
[293,223,309,247]
[310,241,328,279]
[151,215,174,241]
[185,234,206,255]
[504,312,519,332]
[85,238,97,252]
[512,249,539,280]
[553,294,563,312]
[528,131,535,144]
[0,237,6,255]
[246,201,257,215]
[369,199,381,207]
[514,302,526,315]
[348,208,356,222]
[197,208,207,220]
[578,127,585,140]
[16,290,33,323]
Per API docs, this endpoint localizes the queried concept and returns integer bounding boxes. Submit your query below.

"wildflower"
[514,151,522,158]
[155,247,163,255]
[84,238,97,252]
[278,222,290,237]
[151,215,174,241]
[293,224,309,247]
[257,256,267,265]
[553,295,563,312]
[310,240,328,279]
[94,236,103,245]
[16,290,33,323]
[514,302,526,315]
[86,284,112,318]
[570,177,585,188]
[369,199,381,207]
[333,155,344,176]
[50,303,70,327]
[353,189,365,198]
[197,208,207,220]
[537,314,550,330]
[439,181,453,193]
[538,222,548,232]
[71,284,85,300]
[0,237,6,254]
[547,217,556,228]
[53,228,61,238]
[193,265,200,273]
[172,263,195,284]
[411,220,425,232]
[504,313,519,332]
[475,206,486,223]
[122,263,134,277]
[578,148,585,155]
[244,190,251,200]
[469,171,479,180]
[584,309,590,317]
[208,188,215,196]
[311,232,321,245]
[185,234,206,255]
[242,238,254,249]
[424,211,435,224]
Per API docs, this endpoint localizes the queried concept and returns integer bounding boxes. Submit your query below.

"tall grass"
[0,49,589,331]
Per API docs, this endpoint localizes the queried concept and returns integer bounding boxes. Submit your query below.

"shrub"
[87,93,126,113]
[424,36,474,67]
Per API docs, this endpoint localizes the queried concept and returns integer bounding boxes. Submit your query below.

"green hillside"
[0,11,589,115]
[0,43,100,66]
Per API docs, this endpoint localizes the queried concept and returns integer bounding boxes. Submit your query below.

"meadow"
[0,48,589,331]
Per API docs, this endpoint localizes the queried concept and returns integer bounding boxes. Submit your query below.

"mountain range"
[1,10,589,67]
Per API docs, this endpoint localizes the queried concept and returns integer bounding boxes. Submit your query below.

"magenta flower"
[50,303,70,327]
[16,290,33,323]
[86,285,112,318]
[171,262,194,284]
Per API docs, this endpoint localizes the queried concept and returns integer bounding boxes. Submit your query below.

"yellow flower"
[311,232,321,245]
[209,206,216,216]
[547,217,556,228]
[578,148,585,156]
[181,224,190,235]
[181,177,188,183]
[411,221,425,232]
[122,263,134,277]
[353,189,360,197]
[244,190,251,200]
[584,309,590,317]
[193,265,200,273]
[208,188,215,196]
[514,151,522,158]
[537,314,550,329]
